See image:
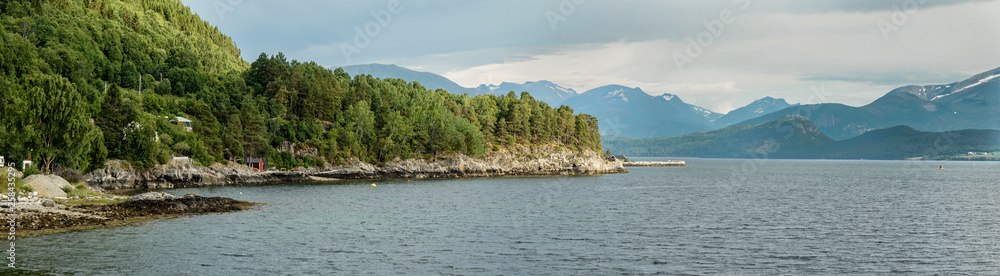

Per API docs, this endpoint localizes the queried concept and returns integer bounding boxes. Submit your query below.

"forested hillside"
[0,0,601,174]
[602,115,833,158]
[800,126,999,160]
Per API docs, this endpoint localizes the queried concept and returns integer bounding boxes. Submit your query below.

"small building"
[175,116,193,131]
[243,157,268,172]
[170,156,193,166]
[606,155,628,162]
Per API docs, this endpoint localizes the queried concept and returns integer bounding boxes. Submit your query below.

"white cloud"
[182,0,1000,112]
[429,1,1000,112]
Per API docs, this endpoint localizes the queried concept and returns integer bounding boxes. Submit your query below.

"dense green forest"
[0,0,601,173]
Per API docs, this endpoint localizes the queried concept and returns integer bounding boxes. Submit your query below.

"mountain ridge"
[340,64,477,95]
[603,115,999,160]
[562,85,715,138]
[475,80,578,105]
[737,66,1000,140]
[602,115,834,158]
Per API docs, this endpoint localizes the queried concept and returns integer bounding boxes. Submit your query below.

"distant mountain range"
[737,67,1000,140]
[603,115,1000,160]
[341,63,999,140]
[602,115,832,158]
[714,97,798,128]
[341,64,578,105]
[340,63,796,138]
[474,81,577,106]
[561,85,715,138]
[340,64,476,95]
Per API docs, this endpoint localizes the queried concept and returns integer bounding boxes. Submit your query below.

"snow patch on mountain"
[556,86,576,95]
[932,73,1000,101]
[688,104,719,121]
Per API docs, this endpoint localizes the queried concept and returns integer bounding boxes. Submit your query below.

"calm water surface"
[17,159,1000,275]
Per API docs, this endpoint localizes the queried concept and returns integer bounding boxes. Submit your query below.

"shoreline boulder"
[23,174,72,198]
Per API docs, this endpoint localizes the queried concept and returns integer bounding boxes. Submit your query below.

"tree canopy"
[0,0,603,173]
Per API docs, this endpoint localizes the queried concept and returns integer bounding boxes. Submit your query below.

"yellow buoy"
[371,183,376,187]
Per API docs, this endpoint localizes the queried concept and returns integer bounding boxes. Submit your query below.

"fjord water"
[19,159,1000,274]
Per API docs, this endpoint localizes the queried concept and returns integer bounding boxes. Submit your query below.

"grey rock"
[87,146,626,191]
[127,192,176,202]
[41,199,56,207]
[23,174,71,198]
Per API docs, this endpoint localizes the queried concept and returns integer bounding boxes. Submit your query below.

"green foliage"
[0,74,100,172]
[1,177,33,195]
[97,84,131,157]
[62,183,102,198]
[22,165,42,179]
[0,0,605,173]
[121,114,159,169]
[267,151,321,169]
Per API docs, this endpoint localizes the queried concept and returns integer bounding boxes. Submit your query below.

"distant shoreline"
[624,156,1000,161]
[623,161,688,167]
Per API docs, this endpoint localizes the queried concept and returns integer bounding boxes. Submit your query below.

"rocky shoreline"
[1,192,256,237]
[3,146,622,237]
[85,145,627,192]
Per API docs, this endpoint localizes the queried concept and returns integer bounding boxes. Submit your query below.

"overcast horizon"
[183,0,1000,112]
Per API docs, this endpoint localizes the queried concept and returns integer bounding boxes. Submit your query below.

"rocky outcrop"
[85,159,299,191]
[23,174,72,198]
[85,146,626,191]
[1,192,255,236]
[127,191,178,202]
[278,141,320,158]
[328,145,626,179]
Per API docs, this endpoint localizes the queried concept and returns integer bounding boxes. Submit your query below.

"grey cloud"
[799,69,972,86]
[750,0,993,13]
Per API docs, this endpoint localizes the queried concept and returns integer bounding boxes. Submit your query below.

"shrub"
[55,167,86,183]
[10,178,32,193]
[62,184,100,198]
[172,141,191,156]
[269,151,299,169]
[23,165,42,178]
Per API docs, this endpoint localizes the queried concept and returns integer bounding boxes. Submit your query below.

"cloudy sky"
[183,0,1000,112]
